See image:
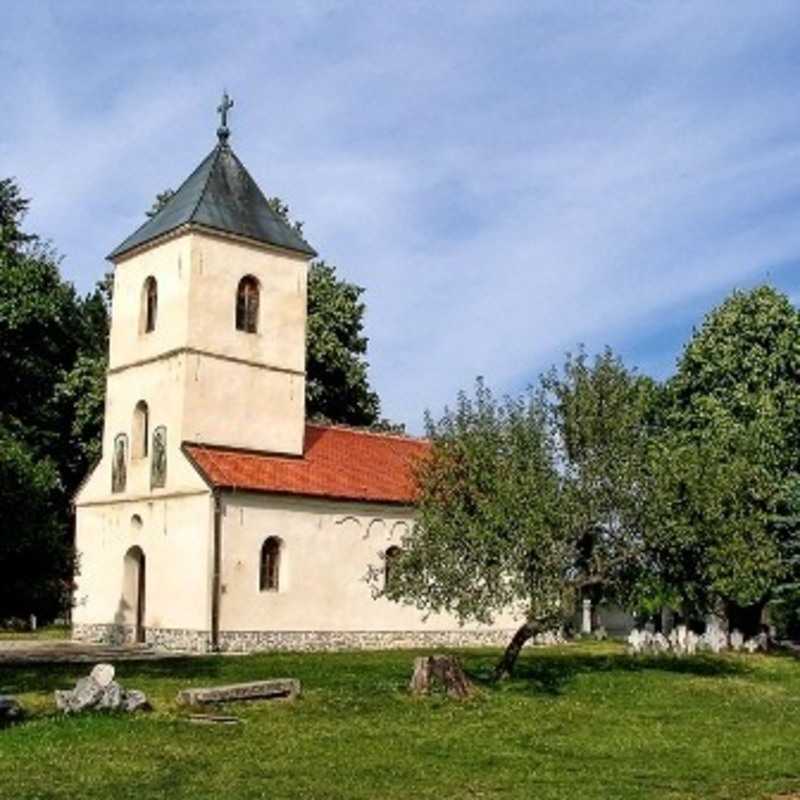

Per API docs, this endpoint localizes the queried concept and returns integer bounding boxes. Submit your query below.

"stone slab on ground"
[177,679,301,706]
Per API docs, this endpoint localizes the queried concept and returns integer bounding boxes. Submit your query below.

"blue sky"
[4,2,800,431]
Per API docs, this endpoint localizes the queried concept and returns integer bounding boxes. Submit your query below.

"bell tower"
[102,94,316,488]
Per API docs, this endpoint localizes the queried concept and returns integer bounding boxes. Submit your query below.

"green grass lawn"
[1,642,799,799]
[0,625,69,641]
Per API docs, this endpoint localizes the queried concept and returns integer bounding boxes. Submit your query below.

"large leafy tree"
[267,195,381,424]
[306,260,380,425]
[646,425,785,622]
[0,427,75,620]
[648,286,800,633]
[381,349,653,678]
[0,178,96,619]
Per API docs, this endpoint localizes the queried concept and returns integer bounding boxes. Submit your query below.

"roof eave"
[108,222,317,263]
[206,483,418,508]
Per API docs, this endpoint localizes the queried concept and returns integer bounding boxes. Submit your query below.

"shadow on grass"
[464,648,749,696]
[0,645,757,707]
[0,656,227,695]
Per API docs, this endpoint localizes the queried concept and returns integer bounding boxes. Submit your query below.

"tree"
[645,425,785,626]
[766,476,800,639]
[267,196,381,425]
[380,349,653,679]
[306,260,380,425]
[0,237,84,460]
[0,178,103,619]
[147,189,175,218]
[0,177,34,254]
[647,286,800,633]
[0,427,75,620]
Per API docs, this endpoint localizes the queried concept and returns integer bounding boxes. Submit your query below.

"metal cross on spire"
[217,90,234,144]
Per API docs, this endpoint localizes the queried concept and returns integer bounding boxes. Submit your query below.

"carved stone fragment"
[177,678,300,706]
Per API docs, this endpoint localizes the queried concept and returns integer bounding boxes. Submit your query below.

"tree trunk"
[493,620,541,682]
[725,599,767,639]
[409,655,473,699]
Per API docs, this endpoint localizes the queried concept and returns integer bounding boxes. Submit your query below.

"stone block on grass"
[177,679,301,706]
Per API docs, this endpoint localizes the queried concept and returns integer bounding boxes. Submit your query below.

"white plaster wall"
[180,232,307,454]
[109,235,192,369]
[219,493,521,633]
[108,230,308,456]
[180,352,304,455]
[77,356,207,504]
[73,493,214,631]
[187,231,307,373]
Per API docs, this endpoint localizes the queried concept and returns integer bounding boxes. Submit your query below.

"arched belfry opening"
[142,276,158,333]
[236,275,260,333]
[123,546,146,644]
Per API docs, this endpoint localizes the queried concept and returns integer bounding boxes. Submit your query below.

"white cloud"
[4,2,800,431]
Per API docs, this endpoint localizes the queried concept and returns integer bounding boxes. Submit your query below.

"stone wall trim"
[73,624,519,654]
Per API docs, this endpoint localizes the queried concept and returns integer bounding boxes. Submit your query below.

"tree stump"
[409,655,473,699]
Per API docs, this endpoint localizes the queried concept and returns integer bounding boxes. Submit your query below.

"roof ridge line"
[188,144,222,222]
[306,422,426,444]
[108,144,221,261]
[226,147,316,254]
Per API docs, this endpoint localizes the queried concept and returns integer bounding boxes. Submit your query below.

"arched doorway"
[123,546,146,644]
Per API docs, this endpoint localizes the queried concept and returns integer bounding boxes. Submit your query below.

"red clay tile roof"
[184,424,430,505]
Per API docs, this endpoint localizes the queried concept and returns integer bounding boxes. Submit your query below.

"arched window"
[132,401,149,459]
[385,546,402,590]
[259,537,282,591]
[142,276,158,333]
[236,275,260,333]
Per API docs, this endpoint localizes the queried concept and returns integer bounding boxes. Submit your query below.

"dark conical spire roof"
[108,143,316,260]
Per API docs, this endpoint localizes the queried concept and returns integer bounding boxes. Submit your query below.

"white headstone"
[729,629,744,651]
[652,632,669,653]
[754,632,769,652]
[581,598,592,634]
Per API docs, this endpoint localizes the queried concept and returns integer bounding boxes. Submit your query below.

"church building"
[73,98,516,652]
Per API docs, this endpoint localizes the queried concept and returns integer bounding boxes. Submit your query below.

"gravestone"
[593,625,607,641]
[581,598,592,634]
